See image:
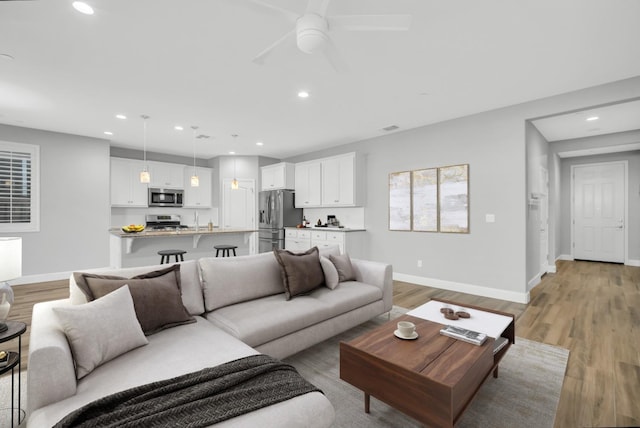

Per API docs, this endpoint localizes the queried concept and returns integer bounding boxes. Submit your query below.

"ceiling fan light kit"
[296,14,329,54]
[250,0,411,72]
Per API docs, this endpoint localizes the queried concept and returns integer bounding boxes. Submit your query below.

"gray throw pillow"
[73,265,195,335]
[329,253,356,282]
[320,256,339,289]
[53,285,148,379]
[274,247,325,300]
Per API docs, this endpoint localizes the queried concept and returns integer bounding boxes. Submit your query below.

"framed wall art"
[388,171,411,231]
[438,164,469,233]
[411,168,438,232]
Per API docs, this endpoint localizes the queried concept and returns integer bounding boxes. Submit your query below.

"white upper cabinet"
[110,158,148,207]
[295,152,363,208]
[321,153,356,206]
[148,161,185,188]
[261,162,295,190]
[183,167,212,208]
[294,161,322,207]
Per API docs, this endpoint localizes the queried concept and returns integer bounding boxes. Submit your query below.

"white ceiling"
[532,99,640,142]
[1,0,639,159]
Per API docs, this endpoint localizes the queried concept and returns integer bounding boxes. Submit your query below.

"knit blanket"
[55,354,322,428]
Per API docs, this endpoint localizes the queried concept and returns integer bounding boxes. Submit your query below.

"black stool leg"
[232,248,237,256]
[216,249,220,257]
[160,255,165,264]
[180,254,184,262]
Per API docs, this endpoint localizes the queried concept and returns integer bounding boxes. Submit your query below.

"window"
[0,141,40,232]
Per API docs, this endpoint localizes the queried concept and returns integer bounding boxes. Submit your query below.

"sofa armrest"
[350,259,393,312]
[27,299,77,416]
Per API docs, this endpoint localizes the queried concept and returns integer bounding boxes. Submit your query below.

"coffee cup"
[397,321,416,337]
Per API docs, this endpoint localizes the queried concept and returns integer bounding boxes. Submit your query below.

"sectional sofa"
[27,246,393,427]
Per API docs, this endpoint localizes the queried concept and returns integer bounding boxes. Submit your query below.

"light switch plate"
[485,214,495,223]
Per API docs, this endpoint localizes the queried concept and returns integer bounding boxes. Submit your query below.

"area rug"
[284,307,569,428]
[0,308,569,428]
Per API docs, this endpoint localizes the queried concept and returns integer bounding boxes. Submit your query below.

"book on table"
[440,325,488,346]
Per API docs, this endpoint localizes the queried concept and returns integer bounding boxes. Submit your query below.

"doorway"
[571,161,626,263]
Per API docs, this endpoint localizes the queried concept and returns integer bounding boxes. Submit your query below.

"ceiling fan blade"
[252,29,296,65]
[330,14,412,31]
[305,0,331,17]
[248,0,299,21]
[324,38,348,73]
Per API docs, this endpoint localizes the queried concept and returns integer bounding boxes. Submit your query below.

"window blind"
[0,142,39,231]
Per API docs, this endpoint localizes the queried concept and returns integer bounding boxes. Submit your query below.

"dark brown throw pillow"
[329,253,356,282]
[273,247,325,300]
[73,265,195,335]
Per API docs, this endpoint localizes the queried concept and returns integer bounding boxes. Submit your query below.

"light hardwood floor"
[4,260,639,427]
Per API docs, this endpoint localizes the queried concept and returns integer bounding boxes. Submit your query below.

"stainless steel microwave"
[148,188,184,207]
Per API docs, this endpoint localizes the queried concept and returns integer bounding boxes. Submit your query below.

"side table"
[0,321,27,427]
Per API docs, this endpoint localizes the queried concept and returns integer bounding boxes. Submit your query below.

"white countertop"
[284,226,366,232]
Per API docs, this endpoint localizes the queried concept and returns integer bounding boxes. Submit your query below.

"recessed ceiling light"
[104,131,113,136]
[174,125,184,131]
[586,116,599,121]
[256,141,264,146]
[72,1,94,15]
[297,91,310,98]
[229,151,236,155]
[115,114,127,120]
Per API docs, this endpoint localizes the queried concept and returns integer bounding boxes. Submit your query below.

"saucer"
[394,330,418,340]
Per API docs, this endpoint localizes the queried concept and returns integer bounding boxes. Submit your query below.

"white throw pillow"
[53,285,148,379]
[320,256,340,289]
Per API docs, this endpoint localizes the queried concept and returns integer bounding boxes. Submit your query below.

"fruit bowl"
[122,224,145,233]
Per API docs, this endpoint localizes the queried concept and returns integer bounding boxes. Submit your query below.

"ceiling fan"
[250,0,411,72]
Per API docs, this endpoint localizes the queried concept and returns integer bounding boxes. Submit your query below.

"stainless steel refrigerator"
[258,190,303,253]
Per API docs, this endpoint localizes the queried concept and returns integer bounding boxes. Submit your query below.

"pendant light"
[190,126,199,187]
[139,115,150,183]
[231,134,239,190]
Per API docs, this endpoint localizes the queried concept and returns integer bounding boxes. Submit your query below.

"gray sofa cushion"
[274,247,325,300]
[73,265,195,335]
[199,252,285,312]
[53,286,148,379]
[69,260,205,316]
[329,253,356,282]
[205,281,382,347]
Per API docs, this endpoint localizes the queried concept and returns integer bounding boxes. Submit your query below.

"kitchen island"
[109,228,257,268]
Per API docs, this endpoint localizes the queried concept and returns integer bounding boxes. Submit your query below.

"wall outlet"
[417,260,422,268]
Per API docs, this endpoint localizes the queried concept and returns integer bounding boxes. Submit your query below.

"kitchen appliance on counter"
[259,190,302,253]
[145,214,189,231]
[148,188,183,207]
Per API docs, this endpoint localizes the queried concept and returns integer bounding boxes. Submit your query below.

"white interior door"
[573,162,625,263]
[222,179,255,230]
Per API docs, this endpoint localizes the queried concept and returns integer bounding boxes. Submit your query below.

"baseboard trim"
[394,273,530,304]
[557,254,574,261]
[546,263,557,273]
[527,273,542,292]
[10,271,73,286]
[626,259,640,267]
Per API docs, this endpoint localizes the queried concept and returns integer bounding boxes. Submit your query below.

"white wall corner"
[527,273,542,292]
[626,259,640,267]
[394,272,530,304]
[546,263,557,273]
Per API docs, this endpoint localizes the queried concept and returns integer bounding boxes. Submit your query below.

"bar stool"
[158,249,187,264]
[214,245,237,257]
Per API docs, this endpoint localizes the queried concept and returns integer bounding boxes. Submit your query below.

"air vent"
[382,125,399,132]
[196,134,211,139]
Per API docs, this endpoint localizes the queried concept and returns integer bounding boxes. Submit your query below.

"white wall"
[0,124,111,281]
[287,76,640,303]
[525,122,550,288]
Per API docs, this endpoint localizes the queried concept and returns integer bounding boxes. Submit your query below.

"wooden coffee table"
[339,299,515,428]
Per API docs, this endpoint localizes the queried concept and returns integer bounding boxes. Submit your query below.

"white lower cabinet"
[285,228,366,258]
[285,229,311,252]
